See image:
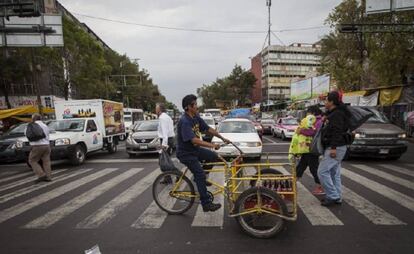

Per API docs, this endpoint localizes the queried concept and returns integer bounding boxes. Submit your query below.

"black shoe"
[34,176,46,184]
[202,202,221,212]
[44,177,52,182]
[321,198,341,207]
[205,181,212,187]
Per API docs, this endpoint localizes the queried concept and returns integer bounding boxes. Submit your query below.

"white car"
[212,118,262,160]
[201,116,216,141]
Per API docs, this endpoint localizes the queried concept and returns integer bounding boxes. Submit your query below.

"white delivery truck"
[50,99,125,165]
[121,108,144,140]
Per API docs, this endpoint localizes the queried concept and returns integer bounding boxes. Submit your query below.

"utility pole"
[266,0,272,110]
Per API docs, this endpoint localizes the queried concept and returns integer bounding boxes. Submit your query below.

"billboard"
[290,78,312,101]
[366,0,414,14]
[311,74,330,98]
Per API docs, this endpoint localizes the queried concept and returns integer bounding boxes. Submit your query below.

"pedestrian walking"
[295,105,324,195]
[156,103,175,155]
[25,113,52,183]
[318,91,350,206]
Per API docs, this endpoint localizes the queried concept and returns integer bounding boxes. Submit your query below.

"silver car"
[126,120,160,157]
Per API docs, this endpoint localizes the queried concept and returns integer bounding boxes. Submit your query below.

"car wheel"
[108,142,117,154]
[118,134,126,141]
[272,130,276,137]
[70,144,86,165]
[388,155,401,160]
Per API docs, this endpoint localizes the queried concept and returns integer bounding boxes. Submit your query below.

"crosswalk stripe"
[352,164,414,190]
[131,185,175,229]
[277,167,343,226]
[0,168,95,204]
[0,168,117,224]
[302,170,405,225]
[76,169,160,229]
[379,164,414,178]
[0,171,33,185]
[342,168,414,212]
[0,169,67,192]
[24,168,142,228]
[0,171,21,177]
[192,167,225,227]
[342,186,405,225]
[131,168,189,229]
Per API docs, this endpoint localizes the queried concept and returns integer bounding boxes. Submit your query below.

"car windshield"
[218,122,256,133]
[5,123,28,135]
[203,118,215,125]
[364,108,390,124]
[124,116,132,122]
[282,118,298,125]
[136,121,159,131]
[261,120,275,124]
[48,120,85,132]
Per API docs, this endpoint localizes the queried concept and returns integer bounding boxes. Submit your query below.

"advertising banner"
[103,101,124,136]
[311,74,330,98]
[290,79,312,101]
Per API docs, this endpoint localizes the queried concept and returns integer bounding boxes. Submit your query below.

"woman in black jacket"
[318,91,350,206]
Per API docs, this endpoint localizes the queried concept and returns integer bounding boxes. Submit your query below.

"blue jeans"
[317,146,347,200]
[178,148,218,206]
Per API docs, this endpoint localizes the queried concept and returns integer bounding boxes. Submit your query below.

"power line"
[72,12,328,34]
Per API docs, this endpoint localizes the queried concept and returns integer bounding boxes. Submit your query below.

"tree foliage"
[0,16,171,111]
[319,0,414,91]
[197,65,256,108]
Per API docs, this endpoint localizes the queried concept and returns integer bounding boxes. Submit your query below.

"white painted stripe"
[0,169,66,192]
[24,168,143,228]
[277,166,343,226]
[261,155,289,160]
[192,167,225,227]
[262,136,276,144]
[0,171,33,184]
[342,168,414,212]
[0,168,117,224]
[379,164,414,178]
[352,164,414,191]
[76,169,160,229]
[85,158,179,164]
[131,186,172,229]
[0,171,20,177]
[0,168,94,204]
[303,171,405,225]
[342,186,405,225]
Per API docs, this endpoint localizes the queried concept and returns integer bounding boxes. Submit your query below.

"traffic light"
[0,0,41,19]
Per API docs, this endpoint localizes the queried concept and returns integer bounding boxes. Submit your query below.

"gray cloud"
[59,0,342,108]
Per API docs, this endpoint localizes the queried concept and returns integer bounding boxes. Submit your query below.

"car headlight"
[398,133,406,139]
[246,142,262,147]
[8,140,23,150]
[55,138,70,146]
[354,133,366,139]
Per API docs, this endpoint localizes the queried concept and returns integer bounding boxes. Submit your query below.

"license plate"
[379,149,389,154]
[140,145,148,150]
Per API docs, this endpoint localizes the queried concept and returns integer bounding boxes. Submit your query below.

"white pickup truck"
[36,99,126,165]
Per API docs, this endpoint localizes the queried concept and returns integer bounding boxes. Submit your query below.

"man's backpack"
[26,122,46,142]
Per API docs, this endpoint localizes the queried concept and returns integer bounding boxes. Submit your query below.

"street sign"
[366,0,414,14]
[0,14,63,47]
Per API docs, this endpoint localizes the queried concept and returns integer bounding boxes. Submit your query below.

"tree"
[319,0,414,91]
[197,65,256,108]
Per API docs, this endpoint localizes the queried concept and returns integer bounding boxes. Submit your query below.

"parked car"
[201,116,216,142]
[349,107,408,160]
[0,123,28,163]
[126,120,160,157]
[272,117,298,140]
[260,119,276,135]
[212,118,262,160]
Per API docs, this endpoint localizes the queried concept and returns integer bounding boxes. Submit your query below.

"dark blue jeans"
[178,148,218,206]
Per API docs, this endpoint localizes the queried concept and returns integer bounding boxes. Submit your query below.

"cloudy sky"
[59,0,342,108]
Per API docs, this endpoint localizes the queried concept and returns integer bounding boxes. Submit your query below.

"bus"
[204,108,222,123]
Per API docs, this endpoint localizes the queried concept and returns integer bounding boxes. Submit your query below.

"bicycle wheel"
[234,187,287,238]
[152,171,195,215]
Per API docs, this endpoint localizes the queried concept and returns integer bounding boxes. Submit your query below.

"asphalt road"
[0,136,413,254]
